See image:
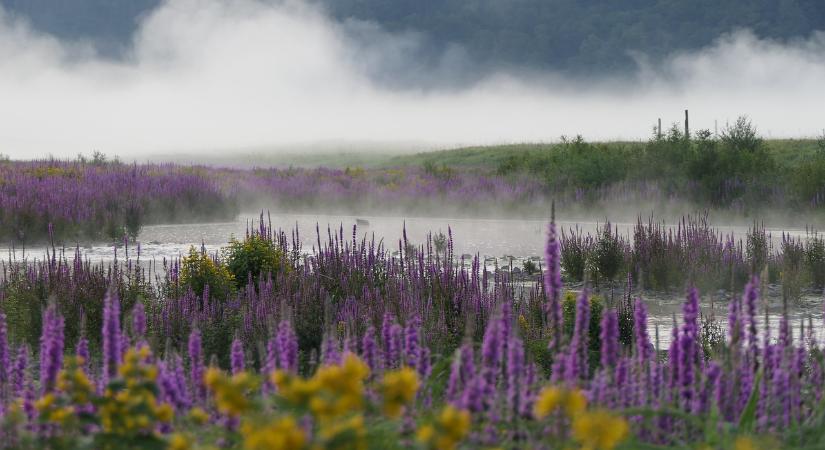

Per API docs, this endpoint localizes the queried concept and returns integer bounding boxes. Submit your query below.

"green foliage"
[222,234,289,288]
[594,225,624,283]
[421,160,455,181]
[522,259,538,275]
[562,291,604,358]
[806,234,825,289]
[560,230,591,282]
[180,247,234,300]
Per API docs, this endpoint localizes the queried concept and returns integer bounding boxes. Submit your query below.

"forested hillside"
[2,0,823,71]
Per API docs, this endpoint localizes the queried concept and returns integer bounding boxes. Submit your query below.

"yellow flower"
[48,406,74,425]
[189,407,210,425]
[318,414,367,450]
[380,367,420,418]
[734,436,757,450]
[416,424,435,443]
[155,403,175,423]
[417,405,471,450]
[168,433,192,450]
[35,394,56,412]
[565,389,587,417]
[571,409,629,450]
[533,386,587,419]
[204,368,260,417]
[242,416,306,450]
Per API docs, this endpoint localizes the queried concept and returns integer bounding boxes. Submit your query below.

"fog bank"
[0,0,823,159]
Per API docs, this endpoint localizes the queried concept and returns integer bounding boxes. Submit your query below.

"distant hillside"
[1,0,823,73]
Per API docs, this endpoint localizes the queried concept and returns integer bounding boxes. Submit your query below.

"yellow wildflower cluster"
[533,386,587,419]
[416,405,472,450]
[241,416,307,450]
[56,356,95,404]
[572,409,629,450]
[273,354,369,421]
[35,357,94,427]
[533,386,629,450]
[380,366,420,418]
[34,392,74,426]
[204,367,260,417]
[99,347,175,435]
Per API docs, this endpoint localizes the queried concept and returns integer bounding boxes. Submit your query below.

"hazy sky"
[0,0,823,159]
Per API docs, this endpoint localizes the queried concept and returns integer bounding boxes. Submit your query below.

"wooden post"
[658,118,662,139]
[684,109,690,140]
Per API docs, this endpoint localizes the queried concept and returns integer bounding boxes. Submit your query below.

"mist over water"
[0,0,823,158]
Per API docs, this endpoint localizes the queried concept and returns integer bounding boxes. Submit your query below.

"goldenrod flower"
[189,406,210,425]
[734,436,757,450]
[242,416,306,450]
[533,386,587,419]
[571,409,629,450]
[168,433,192,450]
[380,367,420,418]
[417,405,471,450]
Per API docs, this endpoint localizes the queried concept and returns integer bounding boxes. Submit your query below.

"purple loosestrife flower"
[158,361,184,410]
[634,298,652,363]
[361,326,379,375]
[230,336,244,374]
[188,328,204,402]
[565,289,591,383]
[744,277,759,350]
[0,311,8,387]
[101,289,122,385]
[544,219,564,350]
[76,336,90,376]
[404,318,420,369]
[678,330,695,410]
[39,305,64,394]
[460,373,486,413]
[520,362,537,418]
[694,362,721,414]
[600,308,619,370]
[277,321,299,373]
[132,302,147,342]
[446,343,474,405]
[265,335,278,375]
[12,345,28,397]
[382,312,393,357]
[322,334,341,365]
[386,324,403,369]
[506,335,524,418]
[481,316,502,387]
[173,354,192,409]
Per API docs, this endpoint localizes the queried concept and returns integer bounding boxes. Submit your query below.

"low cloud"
[0,0,823,159]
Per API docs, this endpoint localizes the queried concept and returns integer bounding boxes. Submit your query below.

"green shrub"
[522,259,538,275]
[562,291,604,358]
[223,234,289,288]
[806,234,825,289]
[594,224,624,283]
[180,247,234,300]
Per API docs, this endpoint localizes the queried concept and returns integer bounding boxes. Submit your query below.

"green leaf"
[737,369,763,432]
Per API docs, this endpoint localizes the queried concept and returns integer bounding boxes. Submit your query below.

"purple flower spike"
[544,218,564,350]
[600,308,619,370]
[230,336,244,374]
[101,289,122,385]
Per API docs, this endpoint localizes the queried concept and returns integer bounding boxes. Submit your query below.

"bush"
[223,234,289,288]
[180,247,235,300]
[560,228,592,282]
[593,224,624,283]
[806,234,825,289]
[562,291,604,361]
[522,259,538,275]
